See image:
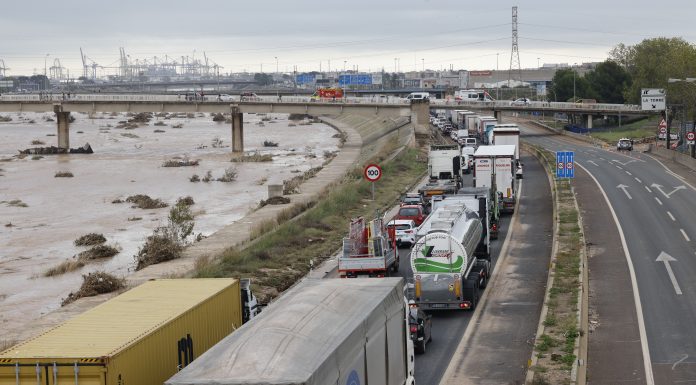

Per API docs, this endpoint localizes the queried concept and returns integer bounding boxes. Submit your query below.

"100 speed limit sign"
[364,164,382,182]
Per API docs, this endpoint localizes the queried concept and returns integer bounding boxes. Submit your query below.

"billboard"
[296,73,316,85]
[338,74,373,86]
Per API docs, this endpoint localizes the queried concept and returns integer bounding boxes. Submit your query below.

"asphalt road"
[393,170,513,385]
[521,123,696,384]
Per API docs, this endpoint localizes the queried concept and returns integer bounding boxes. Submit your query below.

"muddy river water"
[0,111,338,340]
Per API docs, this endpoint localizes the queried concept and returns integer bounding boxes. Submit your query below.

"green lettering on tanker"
[413,255,464,272]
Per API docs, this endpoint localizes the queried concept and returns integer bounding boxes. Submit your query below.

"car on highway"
[394,204,426,226]
[616,138,633,151]
[401,193,425,207]
[240,92,261,101]
[409,303,432,354]
[511,97,530,106]
[387,219,418,248]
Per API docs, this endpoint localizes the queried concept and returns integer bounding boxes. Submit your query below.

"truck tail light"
[460,302,470,309]
[410,325,418,333]
[415,279,421,298]
[492,223,497,231]
[455,278,461,297]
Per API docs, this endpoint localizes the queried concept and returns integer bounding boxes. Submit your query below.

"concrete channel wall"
[647,144,696,170]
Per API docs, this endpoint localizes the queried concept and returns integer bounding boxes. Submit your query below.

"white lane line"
[667,211,676,221]
[600,157,606,161]
[655,197,663,205]
[635,177,642,183]
[644,154,696,192]
[645,186,652,193]
[576,162,655,385]
[681,229,690,242]
[672,354,689,370]
[617,165,623,170]
[626,171,632,176]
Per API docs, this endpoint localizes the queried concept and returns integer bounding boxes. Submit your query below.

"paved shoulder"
[440,151,553,384]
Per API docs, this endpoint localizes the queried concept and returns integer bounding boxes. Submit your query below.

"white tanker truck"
[410,196,491,310]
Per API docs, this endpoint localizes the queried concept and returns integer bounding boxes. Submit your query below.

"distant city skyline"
[1,0,694,77]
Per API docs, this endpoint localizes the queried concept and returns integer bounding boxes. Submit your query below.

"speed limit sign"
[364,164,382,182]
[687,132,695,145]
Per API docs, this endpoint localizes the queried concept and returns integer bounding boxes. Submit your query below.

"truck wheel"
[466,272,480,309]
[392,257,400,273]
[476,260,490,289]
[417,340,426,354]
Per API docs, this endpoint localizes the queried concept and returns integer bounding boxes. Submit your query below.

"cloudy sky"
[1,0,695,77]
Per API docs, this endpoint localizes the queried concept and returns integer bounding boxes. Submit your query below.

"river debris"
[61,271,125,306]
[19,143,93,155]
[74,233,107,246]
[125,194,168,209]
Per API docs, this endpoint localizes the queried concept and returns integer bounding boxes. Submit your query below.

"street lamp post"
[668,77,696,157]
[421,58,424,72]
[496,53,500,100]
[275,57,278,73]
[573,63,577,102]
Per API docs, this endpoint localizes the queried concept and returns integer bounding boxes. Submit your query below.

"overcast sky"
[1,0,695,77]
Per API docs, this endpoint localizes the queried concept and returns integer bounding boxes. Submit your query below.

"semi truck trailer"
[166,278,416,385]
[410,198,491,311]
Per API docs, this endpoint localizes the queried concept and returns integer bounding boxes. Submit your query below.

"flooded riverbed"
[0,111,338,339]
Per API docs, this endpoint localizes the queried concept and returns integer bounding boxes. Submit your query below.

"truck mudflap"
[502,198,516,213]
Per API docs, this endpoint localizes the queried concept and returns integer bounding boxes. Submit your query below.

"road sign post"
[556,151,574,179]
[364,164,382,200]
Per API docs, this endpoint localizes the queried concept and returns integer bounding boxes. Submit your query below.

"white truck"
[410,198,491,311]
[166,278,416,385]
[429,144,463,183]
[492,123,521,159]
[473,145,518,214]
[339,216,399,278]
[475,116,498,145]
[454,89,493,101]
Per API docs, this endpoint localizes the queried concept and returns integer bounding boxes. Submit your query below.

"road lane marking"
[644,154,696,192]
[617,184,633,199]
[576,162,655,385]
[655,197,663,205]
[600,157,606,161]
[635,177,642,183]
[616,165,623,170]
[681,229,690,242]
[645,186,652,193]
[588,160,599,166]
[626,171,632,176]
[612,159,639,166]
[667,211,676,221]
[651,184,686,198]
[656,252,683,295]
[672,354,689,370]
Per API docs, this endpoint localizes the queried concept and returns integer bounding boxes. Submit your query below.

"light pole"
[44,54,50,77]
[537,57,540,69]
[573,63,577,102]
[275,57,278,73]
[343,60,347,72]
[496,53,500,100]
[668,77,696,156]
[394,58,397,73]
[421,58,424,72]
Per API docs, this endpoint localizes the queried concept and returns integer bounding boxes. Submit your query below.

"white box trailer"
[475,116,498,144]
[166,278,415,385]
[492,124,521,159]
[429,144,462,183]
[473,145,517,214]
[465,114,479,136]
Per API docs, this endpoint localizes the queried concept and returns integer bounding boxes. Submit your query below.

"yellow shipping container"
[0,278,242,385]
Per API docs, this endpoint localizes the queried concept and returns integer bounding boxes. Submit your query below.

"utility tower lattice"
[508,6,522,87]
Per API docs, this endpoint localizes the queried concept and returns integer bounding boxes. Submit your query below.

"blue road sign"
[556,151,574,178]
[556,151,566,178]
[296,73,315,85]
[338,74,372,86]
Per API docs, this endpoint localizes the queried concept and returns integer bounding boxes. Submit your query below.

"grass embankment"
[526,144,584,385]
[589,116,659,143]
[196,146,427,302]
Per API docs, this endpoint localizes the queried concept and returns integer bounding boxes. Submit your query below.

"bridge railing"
[429,99,642,112]
[0,93,411,106]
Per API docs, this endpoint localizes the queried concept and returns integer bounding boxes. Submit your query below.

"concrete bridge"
[0,93,650,150]
[0,94,429,152]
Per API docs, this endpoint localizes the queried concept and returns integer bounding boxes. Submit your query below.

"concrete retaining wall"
[648,144,696,170]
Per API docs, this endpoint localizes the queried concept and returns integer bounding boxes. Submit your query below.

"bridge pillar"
[586,114,593,129]
[494,110,502,122]
[410,100,430,136]
[230,107,243,153]
[54,105,70,149]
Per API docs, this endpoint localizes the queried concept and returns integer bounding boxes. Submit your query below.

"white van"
[406,92,430,101]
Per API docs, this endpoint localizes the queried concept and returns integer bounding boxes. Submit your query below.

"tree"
[253,73,273,86]
[550,68,592,102]
[585,60,632,103]
[613,38,696,103]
